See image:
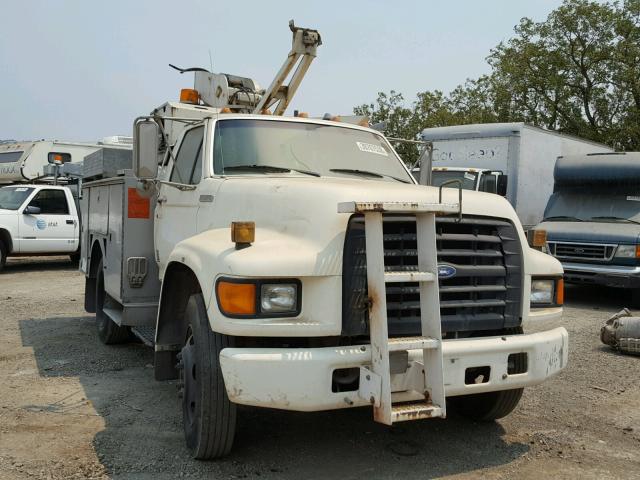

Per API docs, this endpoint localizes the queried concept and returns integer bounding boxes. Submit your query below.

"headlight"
[261,284,298,313]
[216,277,300,318]
[530,277,563,307]
[615,245,639,258]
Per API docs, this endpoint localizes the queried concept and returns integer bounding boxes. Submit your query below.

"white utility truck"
[418,123,612,230]
[81,22,568,459]
[0,137,131,184]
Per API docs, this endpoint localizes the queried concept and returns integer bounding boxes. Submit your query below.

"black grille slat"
[341,214,523,337]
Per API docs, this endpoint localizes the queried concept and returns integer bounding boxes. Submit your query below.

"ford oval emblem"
[438,264,457,279]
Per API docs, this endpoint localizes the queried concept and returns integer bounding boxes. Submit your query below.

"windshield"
[213,119,413,183]
[431,170,478,190]
[544,192,640,223]
[0,186,34,210]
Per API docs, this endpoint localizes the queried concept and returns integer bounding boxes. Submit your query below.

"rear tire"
[0,240,6,272]
[95,259,130,344]
[179,293,236,459]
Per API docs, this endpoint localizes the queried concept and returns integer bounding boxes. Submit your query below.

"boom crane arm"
[253,20,322,116]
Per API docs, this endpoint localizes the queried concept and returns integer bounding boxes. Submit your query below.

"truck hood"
[0,208,16,216]
[537,220,640,244]
[193,177,527,274]
[172,175,545,280]
[212,175,522,227]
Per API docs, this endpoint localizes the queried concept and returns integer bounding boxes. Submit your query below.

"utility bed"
[81,171,160,332]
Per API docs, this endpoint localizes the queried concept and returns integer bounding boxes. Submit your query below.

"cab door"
[155,124,206,274]
[19,188,77,253]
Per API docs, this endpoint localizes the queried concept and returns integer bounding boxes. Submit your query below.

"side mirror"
[133,119,161,180]
[480,174,498,194]
[24,205,41,215]
[497,174,508,196]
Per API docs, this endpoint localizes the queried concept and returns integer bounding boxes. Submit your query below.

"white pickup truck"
[0,184,80,270]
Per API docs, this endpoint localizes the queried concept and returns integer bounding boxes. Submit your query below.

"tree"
[354,0,640,152]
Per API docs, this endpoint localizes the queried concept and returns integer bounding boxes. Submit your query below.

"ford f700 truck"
[81,22,568,459]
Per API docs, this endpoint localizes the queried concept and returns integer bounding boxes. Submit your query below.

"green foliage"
[355,0,640,161]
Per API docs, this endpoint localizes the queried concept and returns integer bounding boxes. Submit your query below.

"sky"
[0,0,570,142]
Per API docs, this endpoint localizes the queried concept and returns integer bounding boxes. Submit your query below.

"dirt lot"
[1,257,639,479]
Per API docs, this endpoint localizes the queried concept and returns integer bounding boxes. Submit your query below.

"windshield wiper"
[329,168,410,184]
[543,215,584,222]
[224,164,320,177]
[589,216,640,225]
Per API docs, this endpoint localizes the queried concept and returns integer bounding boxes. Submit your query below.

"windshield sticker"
[356,142,388,157]
[464,172,475,181]
[15,187,28,191]
[627,196,640,202]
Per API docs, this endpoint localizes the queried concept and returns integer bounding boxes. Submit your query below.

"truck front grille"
[342,215,523,337]
[548,242,615,261]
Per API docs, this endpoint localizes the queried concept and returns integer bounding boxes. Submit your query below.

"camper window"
[0,151,23,163]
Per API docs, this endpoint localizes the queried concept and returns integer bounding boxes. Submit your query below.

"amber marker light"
[231,221,255,249]
[532,229,547,248]
[556,278,564,306]
[180,88,199,104]
[217,281,256,316]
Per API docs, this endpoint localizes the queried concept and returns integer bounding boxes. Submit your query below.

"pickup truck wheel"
[179,293,236,460]
[0,240,6,271]
[95,259,130,344]
[69,251,80,265]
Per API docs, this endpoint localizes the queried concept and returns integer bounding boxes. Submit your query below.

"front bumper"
[219,327,568,412]
[562,262,640,288]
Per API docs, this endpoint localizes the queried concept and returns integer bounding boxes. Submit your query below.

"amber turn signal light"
[217,281,256,315]
[556,278,564,305]
[180,88,199,104]
[231,221,255,249]
[532,229,547,247]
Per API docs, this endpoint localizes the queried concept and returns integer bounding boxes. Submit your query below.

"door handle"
[66,219,74,225]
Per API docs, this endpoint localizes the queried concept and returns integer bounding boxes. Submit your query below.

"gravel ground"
[1,256,639,479]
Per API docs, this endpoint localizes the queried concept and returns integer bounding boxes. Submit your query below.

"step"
[132,326,156,347]
[388,336,439,352]
[391,402,443,422]
[384,271,435,283]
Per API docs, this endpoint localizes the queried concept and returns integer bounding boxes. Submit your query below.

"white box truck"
[418,123,612,229]
[81,22,568,460]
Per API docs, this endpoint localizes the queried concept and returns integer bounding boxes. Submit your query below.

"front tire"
[449,388,524,421]
[179,293,236,460]
[95,259,130,344]
[0,240,6,272]
[449,327,525,421]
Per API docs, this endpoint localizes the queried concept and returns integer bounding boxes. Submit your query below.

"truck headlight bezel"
[215,277,301,318]
[530,277,564,308]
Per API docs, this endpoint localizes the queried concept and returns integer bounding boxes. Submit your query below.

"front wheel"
[0,240,6,272]
[449,388,524,421]
[179,293,236,460]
